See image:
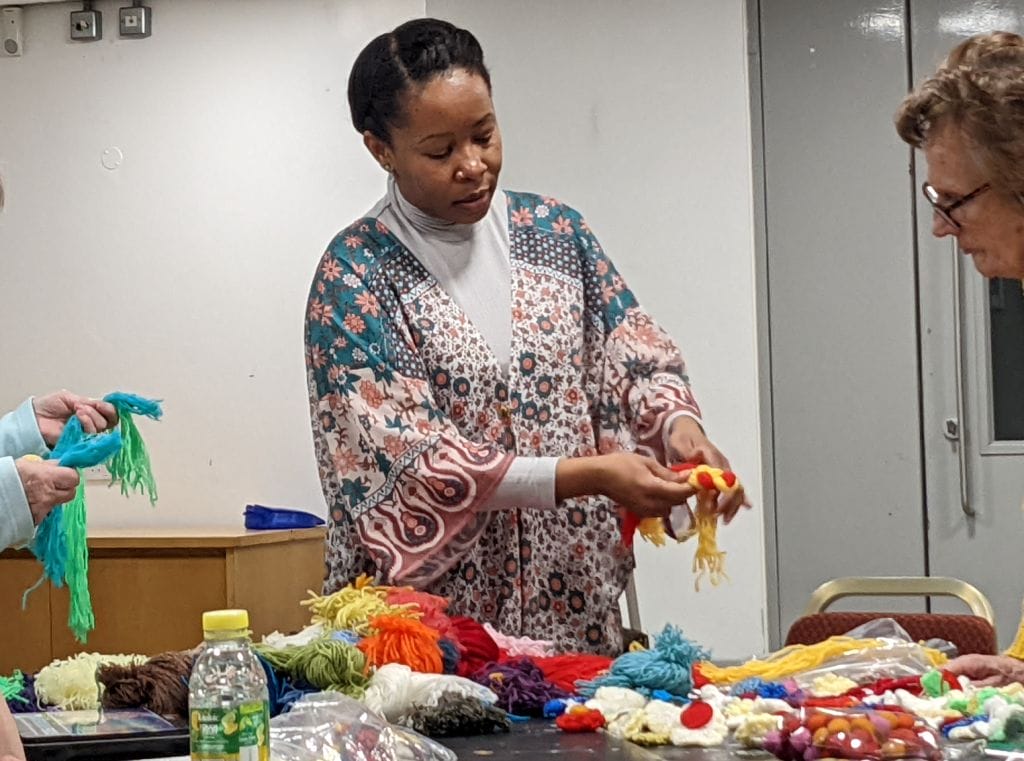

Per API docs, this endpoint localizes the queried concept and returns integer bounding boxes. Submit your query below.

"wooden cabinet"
[0,527,326,674]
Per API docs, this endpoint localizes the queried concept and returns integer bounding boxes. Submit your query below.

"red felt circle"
[681,701,714,729]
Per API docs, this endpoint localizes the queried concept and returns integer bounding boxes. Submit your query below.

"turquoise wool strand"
[64,478,94,642]
[575,625,710,699]
[0,671,27,704]
[24,393,162,642]
[104,392,162,504]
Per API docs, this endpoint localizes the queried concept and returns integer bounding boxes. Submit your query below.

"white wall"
[0,0,421,523]
[0,0,765,657]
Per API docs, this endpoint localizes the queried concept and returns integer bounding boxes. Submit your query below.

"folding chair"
[785,576,997,656]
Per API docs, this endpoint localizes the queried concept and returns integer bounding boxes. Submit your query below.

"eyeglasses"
[922,181,991,231]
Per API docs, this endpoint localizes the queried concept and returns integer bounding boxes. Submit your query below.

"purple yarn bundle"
[471,658,568,717]
[6,674,39,714]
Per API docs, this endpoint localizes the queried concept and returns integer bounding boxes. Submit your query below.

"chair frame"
[802,576,995,625]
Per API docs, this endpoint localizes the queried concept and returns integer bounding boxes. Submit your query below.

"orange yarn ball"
[357,614,444,674]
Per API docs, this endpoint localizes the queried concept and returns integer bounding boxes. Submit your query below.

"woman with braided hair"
[896,31,1024,685]
[304,18,748,655]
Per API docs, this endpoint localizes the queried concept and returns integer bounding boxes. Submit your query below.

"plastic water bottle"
[188,609,270,761]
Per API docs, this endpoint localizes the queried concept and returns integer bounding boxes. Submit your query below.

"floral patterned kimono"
[305,191,701,655]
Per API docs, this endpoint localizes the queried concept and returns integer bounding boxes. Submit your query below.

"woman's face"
[924,124,1024,279]
[367,68,502,224]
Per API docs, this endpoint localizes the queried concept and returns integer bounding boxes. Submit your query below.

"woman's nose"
[932,210,958,239]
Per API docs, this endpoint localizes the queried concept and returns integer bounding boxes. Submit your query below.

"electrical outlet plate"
[83,465,109,483]
[1,7,23,57]
[70,9,102,41]
[119,5,151,38]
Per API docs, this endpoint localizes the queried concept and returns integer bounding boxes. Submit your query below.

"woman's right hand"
[15,457,80,524]
[944,654,1024,687]
[556,453,696,517]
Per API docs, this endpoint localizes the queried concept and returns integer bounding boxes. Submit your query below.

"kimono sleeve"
[572,212,703,465]
[305,237,513,586]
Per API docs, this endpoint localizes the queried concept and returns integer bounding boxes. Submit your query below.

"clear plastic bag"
[791,641,942,690]
[789,620,949,690]
[764,707,946,761]
[842,618,916,642]
[269,691,457,761]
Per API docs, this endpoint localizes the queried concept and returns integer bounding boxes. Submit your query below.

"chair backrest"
[786,576,998,656]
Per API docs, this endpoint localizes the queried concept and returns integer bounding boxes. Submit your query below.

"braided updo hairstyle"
[348,18,491,144]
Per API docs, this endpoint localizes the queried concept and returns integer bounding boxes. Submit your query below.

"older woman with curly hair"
[896,31,1024,279]
[896,31,1024,685]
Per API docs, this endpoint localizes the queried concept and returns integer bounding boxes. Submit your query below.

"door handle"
[949,238,976,520]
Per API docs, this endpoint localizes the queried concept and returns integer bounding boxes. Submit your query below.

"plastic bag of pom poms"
[789,638,948,692]
[270,691,456,761]
[762,707,946,761]
[271,691,455,760]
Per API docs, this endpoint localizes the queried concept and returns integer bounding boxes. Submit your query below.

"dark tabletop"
[440,720,773,760]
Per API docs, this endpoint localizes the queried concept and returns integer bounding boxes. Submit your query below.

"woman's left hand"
[668,416,751,524]
[33,390,118,447]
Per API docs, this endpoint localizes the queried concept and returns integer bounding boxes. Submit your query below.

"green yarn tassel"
[0,671,27,705]
[106,410,157,504]
[255,641,369,698]
[64,477,95,643]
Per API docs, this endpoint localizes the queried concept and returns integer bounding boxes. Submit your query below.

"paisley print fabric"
[305,191,700,654]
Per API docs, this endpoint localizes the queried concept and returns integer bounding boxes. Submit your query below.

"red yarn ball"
[450,616,500,678]
[556,708,606,733]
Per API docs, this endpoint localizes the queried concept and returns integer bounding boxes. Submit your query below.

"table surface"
[137,721,769,761]
[439,720,766,760]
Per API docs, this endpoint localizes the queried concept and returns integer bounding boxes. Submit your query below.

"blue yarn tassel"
[57,431,123,470]
[22,393,162,642]
[104,392,163,420]
[575,625,710,699]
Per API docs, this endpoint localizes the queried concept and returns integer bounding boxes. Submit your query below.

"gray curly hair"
[895,31,1024,204]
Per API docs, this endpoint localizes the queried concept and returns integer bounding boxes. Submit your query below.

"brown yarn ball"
[98,651,194,718]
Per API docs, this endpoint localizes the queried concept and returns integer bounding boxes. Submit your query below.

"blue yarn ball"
[577,625,710,699]
[543,698,569,718]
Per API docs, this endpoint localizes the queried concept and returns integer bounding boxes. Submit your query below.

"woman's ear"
[363,132,393,172]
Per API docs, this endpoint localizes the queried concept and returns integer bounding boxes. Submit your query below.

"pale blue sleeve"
[0,400,44,550]
[0,399,48,459]
[0,455,34,550]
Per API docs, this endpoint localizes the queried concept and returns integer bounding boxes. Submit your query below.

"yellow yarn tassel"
[697,636,948,686]
[692,492,727,591]
[302,576,418,635]
[637,517,668,546]
[633,465,739,591]
[686,466,740,590]
[1003,598,1024,660]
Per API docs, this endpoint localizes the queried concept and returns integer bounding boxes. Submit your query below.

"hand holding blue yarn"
[25,392,163,643]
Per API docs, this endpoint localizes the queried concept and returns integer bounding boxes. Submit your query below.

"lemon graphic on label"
[221,710,238,735]
[191,712,200,733]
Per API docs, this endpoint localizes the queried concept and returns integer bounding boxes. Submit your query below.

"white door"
[915,1,1024,645]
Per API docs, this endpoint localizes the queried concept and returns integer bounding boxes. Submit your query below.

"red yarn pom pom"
[556,707,606,733]
[450,617,500,677]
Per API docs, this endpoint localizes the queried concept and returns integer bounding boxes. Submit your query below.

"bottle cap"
[202,609,249,632]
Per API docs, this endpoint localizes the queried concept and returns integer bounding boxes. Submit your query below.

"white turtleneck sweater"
[364,178,559,510]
